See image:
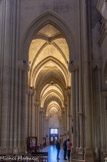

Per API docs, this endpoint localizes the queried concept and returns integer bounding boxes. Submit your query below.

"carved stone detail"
[68,60,79,72]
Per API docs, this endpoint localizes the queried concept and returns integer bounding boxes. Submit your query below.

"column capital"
[64,100,67,106]
[17,60,29,71]
[69,60,79,72]
[26,87,35,95]
[34,101,40,107]
[65,87,71,96]
[67,87,71,95]
[91,60,101,70]
[39,108,45,113]
[62,107,66,113]
[28,87,35,95]
[45,117,49,120]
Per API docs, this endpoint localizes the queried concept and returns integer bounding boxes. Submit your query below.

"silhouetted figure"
[56,139,60,160]
[67,139,72,161]
[63,139,67,160]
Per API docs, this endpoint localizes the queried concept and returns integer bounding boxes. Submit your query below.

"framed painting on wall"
[27,137,37,152]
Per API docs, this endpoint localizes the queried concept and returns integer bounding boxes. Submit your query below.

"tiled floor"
[41,145,71,162]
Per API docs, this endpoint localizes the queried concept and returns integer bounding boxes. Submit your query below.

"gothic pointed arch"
[21,10,75,65]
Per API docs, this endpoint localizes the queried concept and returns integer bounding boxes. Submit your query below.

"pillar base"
[0,147,26,154]
[0,147,8,154]
[0,147,16,154]
[84,148,94,162]
[13,147,21,154]
[78,147,84,160]
[71,147,77,159]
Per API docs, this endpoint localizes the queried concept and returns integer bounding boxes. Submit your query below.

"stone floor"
[41,145,71,162]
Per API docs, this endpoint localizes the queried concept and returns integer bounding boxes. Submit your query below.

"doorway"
[49,128,59,145]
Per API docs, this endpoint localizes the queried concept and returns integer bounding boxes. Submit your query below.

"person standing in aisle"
[63,139,67,160]
[56,139,61,160]
[67,138,72,161]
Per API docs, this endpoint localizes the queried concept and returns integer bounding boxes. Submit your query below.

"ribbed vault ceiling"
[28,24,71,117]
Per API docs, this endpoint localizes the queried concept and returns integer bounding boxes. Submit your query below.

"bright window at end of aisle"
[50,128,58,134]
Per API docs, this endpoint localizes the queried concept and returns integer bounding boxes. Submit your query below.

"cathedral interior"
[0,0,107,162]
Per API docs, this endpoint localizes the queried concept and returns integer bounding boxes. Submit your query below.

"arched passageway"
[27,24,72,145]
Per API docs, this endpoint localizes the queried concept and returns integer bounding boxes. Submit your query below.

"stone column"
[101,93,107,153]
[42,111,44,139]
[39,108,43,144]
[101,95,107,154]
[42,112,45,138]
[78,66,84,159]
[26,89,29,138]
[66,90,69,132]
[17,70,22,153]
[28,88,31,136]
[69,61,79,158]
[75,70,79,151]
[84,34,94,162]
[32,89,36,136]
[64,102,67,133]
[28,87,34,136]
[81,0,94,161]
[37,102,40,144]
[34,102,38,137]
[15,59,29,153]
[21,70,28,153]
[45,117,49,145]
[13,0,21,154]
[59,117,62,137]
[71,71,76,157]
[43,115,46,138]
[66,87,71,134]
[62,109,66,136]
[92,65,102,156]
[105,99,107,151]
[0,0,12,154]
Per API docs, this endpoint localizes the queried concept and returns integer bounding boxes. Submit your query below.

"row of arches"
[26,19,71,141]
[23,11,107,148]
[9,9,106,160]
